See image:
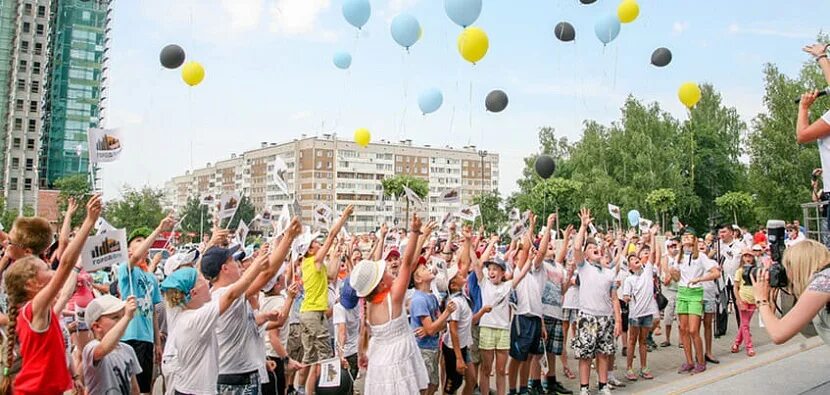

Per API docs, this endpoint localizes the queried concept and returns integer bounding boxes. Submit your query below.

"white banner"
[200,193,216,206]
[217,192,240,220]
[608,203,621,221]
[94,217,116,235]
[403,186,424,208]
[456,204,481,222]
[273,158,290,196]
[440,188,460,203]
[273,204,291,238]
[88,128,122,163]
[81,229,128,272]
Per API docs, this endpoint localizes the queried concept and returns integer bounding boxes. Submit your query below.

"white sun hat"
[349,259,386,298]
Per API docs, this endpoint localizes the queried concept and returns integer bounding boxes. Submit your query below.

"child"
[443,262,480,395]
[83,295,141,394]
[350,214,429,394]
[410,260,456,395]
[733,249,759,357]
[538,219,574,395]
[621,252,659,381]
[1,195,101,395]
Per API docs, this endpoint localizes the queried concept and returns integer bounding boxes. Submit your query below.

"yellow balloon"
[354,128,371,147]
[678,82,702,108]
[617,0,639,24]
[181,61,205,86]
[457,27,489,64]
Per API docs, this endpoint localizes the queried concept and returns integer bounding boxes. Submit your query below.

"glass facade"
[40,0,110,187]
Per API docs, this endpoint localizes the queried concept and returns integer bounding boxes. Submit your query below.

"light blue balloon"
[333,51,352,70]
[390,13,421,49]
[342,0,371,29]
[418,88,443,115]
[627,210,640,227]
[594,14,621,44]
[444,0,482,28]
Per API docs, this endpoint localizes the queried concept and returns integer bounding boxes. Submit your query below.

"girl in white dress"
[351,214,430,395]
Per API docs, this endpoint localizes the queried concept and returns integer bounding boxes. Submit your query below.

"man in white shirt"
[717,224,745,328]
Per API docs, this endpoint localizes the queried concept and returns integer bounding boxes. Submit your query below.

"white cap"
[164,249,199,276]
[349,260,386,298]
[85,294,125,327]
[447,264,461,284]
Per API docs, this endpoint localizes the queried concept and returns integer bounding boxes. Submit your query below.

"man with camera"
[715,225,745,328]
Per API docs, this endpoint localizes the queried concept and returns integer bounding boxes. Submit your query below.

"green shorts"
[479,327,510,350]
[676,286,704,317]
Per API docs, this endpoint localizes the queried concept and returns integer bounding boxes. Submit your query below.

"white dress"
[363,295,429,394]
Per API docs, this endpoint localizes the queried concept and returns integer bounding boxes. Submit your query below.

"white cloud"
[728,23,812,39]
[268,0,337,41]
[672,21,689,35]
[220,0,264,31]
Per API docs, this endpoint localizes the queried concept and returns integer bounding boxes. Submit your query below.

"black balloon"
[485,90,508,113]
[579,0,597,4]
[159,44,186,69]
[554,22,575,42]
[535,155,555,179]
[651,47,672,67]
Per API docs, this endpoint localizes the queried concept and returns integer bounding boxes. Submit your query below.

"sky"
[100,0,830,200]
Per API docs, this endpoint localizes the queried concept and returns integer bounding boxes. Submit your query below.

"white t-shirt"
[443,293,473,349]
[562,275,580,310]
[576,260,617,317]
[211,286,265,375]
[718,239,745,284]
[621,263,658,319]
[479,278,512,330]
[818,110,830,191]
[701,256,720,301]
[172,300,221,395]
[332,303,360,357]
[785,233,807,247]
[260,293,288,358]
[677,253,717,289]
[82,340,142,395]
[541,261,566,320]
[513,263,546,318]
[615,263,630,301]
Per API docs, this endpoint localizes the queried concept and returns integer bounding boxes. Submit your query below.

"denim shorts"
[628,315,654,328]
[703,299,717,314]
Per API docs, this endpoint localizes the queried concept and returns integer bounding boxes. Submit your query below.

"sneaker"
[549,381,574,395]
[647,344,655,352]
[528,388,542,395]
[607,376,625,388]
[599,387,612,395]
[647,338,658,349]
[659,341,671,347]
[677,363,694,374]
[692,364,707,374]
[625,369,638,381]
[579,388,591,395]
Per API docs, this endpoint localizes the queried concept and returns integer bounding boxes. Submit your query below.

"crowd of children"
[0,199,801,395]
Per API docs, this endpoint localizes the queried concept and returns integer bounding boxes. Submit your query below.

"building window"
[24,3,32,15]
[25,159,33,171]
[17,60,26,72]
[27,119,35,133]
[30,81,38,93]
[37,6,45,17]
[16,79,24,92]
[29,101,37,112]
[20,41,28,53]
[32,62,40,74]
[35,24,43,36]
[24,178,31,191]
[9,178,17,191]
[34,42,41,55]
[11,158,19,170]
[14,100,23,111]
[13,118,21,131]
[22,22,30,33]
[12,138,20,149]
[26,139,34,150]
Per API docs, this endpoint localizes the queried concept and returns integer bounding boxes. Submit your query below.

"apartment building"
[164,134,499,234]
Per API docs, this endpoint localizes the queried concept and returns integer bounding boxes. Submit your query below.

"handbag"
[714,279,729,338]
[653,271,669,310]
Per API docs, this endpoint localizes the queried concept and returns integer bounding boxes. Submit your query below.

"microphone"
[794,87,830,103]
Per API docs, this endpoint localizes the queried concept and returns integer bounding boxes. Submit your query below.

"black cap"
[200,245,240,280]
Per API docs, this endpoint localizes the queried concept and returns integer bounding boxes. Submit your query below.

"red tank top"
[13,302,72,395]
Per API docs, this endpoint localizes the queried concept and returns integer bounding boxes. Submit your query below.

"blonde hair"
[10,217,53,256]
[679,235,700,260]
[163,289,188,308]
[782,239,830,297]
[1,256,44,393]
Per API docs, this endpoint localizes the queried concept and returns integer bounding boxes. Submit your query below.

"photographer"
[752,240,830,345]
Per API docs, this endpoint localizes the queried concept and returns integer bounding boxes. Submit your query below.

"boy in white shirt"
[83,295,141,395]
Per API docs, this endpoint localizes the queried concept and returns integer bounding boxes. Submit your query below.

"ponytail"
[0,302,20,395]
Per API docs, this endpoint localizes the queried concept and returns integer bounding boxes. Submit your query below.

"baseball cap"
[485,260,506,271]
[742,247,756,256]
[383,248,401,261]
[339,277,359,309]
[751,244,764,252]
[233,244,253,262]
[447,264,461,283]
[85,294,125,327]
[350,260,386,298]
[164,249,200,276]
[128,227,152,244]
[200,245,240,280]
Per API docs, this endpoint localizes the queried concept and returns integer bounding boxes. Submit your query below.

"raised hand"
[578,208,592,227]
[341,204,355,219]
[411,214,422,233]
[85,194,103,222]
[124,296,137,319]
[803,43,829,57]
[66,197,78,215]
[800,90,820,109]
[287,217,302,237]
[547,213,556,228]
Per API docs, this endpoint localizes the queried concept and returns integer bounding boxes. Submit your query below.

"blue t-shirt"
[409,290,440,350]
[118,263,162,343]
[466,272,483,314]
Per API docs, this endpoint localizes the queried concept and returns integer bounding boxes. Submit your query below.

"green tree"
[512,178,583,232]
[515,127,572,194]
[105,186,166,233]
[381,174,429,227]
[645,188,677,230]
[224,195,256,230]
[472,191,507,234]
[0,198,33,230]
[715,191,755,225]
[179,196,213,239]
[54,174,91,227]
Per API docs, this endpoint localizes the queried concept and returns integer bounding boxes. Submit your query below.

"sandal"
[747,348,756,357]
[625,369,638,381]
[563,366,576,380]
[640,367,654,380]
[731,343,740,353]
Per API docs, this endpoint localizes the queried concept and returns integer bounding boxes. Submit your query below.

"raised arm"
[459,226,473,274]
[56,198,78,261]
[315,205,354,266]
[33,195,101,323]
[219,252,268,315]
[511,233,534,288]
[796,90,830,144]
[534,213,556,267]
[371,223,388,261]
[555,225,574,265]
[392,214,421,305]
[572,208,592,264]
[130,214,175,267]
[92,296,137,362]
[805,43,830,86]
[249,218,301,297]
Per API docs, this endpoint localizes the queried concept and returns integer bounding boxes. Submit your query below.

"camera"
[744,220,789,288]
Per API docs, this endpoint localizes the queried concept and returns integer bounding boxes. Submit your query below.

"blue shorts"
[628,315,654,328]
[509,314,543,361]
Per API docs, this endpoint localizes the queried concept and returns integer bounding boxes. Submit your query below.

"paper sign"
[200,194,215,206]
[509,208,521,223]
[456,205,481,222]
[273,158,290,196]
[217,192,241,220]
[318,358,341,388]
[259,210,272,226]
[639,218,653,233]
[290,198,302,218]
[273,204,291,238]
[94,217,116,235]
[441,188,460,203]
[87,128,122,163]
[440,212,454,231]
[81,229,128,272]
[235,220,249,245]
[509,221,527,241]
[608,204,621,220]
[403,186,424,208]
[313,203,334,229]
